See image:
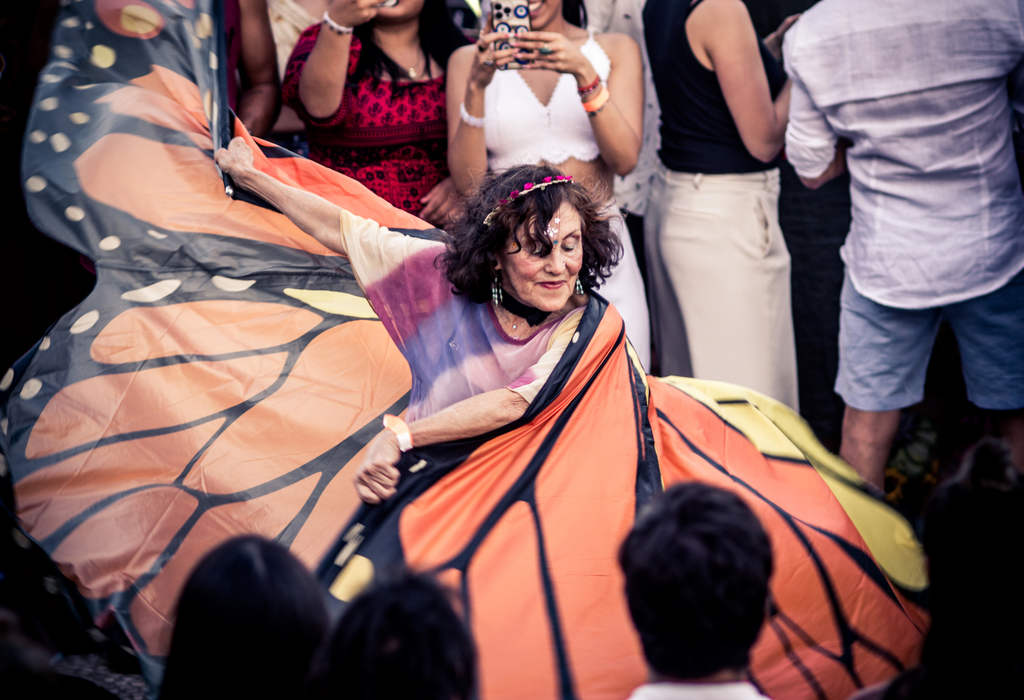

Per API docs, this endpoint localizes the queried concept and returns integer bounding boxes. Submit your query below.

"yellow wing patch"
[284,288,378,319]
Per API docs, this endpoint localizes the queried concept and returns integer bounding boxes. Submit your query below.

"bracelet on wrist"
[382,414,413,452]
[577,74,601,95]
[322,10,354,35]
[582,83,610,113]
[459,102,486,128]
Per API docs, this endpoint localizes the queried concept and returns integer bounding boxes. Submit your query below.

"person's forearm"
[588,100,641,176]
[298,29,353,119]
[407,388,529,447]
[232,166,347,253]
[798,142,847,190]
[448,83,490,195]
[238,84,281,137]
[773,80,792,135]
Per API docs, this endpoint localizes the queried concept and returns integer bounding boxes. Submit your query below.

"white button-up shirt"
[783,0,1024,309]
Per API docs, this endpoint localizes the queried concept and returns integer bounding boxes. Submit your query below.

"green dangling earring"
[574,278,585,295]
[492,273,504,304]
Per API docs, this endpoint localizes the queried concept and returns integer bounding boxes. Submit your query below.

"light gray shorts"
[836,268,1024,412]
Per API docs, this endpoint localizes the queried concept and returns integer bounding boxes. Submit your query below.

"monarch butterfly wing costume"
[321,297,928,700]
[7,0,423,682]
[4,0,926,696]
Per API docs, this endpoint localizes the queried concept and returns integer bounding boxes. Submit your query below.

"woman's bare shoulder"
[689,0,753,29]
[448,43,477,71]
[594,31,640,59]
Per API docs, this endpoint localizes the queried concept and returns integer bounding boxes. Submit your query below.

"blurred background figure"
[619,482,773,699]
[225,0,282,137]
[158,536,327,700]
[643,0,798,407]
[283,0,468,225]
[587,0,677,374]
[785,0,1024,488]
[308,571,476,700]
[266,0,327,154]
[851,438,1024,699]
[0,607,118,699]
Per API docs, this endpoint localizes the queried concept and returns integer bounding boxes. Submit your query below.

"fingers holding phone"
[490,0,532,69]
[514,31,591,80]
[469,23,517,88]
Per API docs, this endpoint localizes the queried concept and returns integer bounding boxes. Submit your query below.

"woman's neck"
[372,17,421,54]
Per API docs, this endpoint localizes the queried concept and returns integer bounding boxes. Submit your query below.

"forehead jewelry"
[545,216,560,244]
[483,175,574,227]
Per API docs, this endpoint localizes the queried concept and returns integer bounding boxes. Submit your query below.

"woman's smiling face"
[527,0,562,29]
[496,201,584,313]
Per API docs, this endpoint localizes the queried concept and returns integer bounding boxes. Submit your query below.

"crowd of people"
[6,0,1024,696]
[227,0,1024,491]
[10,439,1017,697]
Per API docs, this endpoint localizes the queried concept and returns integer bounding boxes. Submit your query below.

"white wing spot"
[20,378,43,400]
[70,309,100,334]
[98,235,121,251]
[212,275,255,292]
[51,133,71,152]
[122,279,182,302]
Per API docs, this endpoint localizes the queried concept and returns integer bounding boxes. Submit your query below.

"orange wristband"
[582,84,610,113]
[382,414,413,452]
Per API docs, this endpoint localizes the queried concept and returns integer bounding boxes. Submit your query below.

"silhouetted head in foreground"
[159,535,327,700]
[883,438,1024,698]
[310,570,476,700]
[619,482,773,682]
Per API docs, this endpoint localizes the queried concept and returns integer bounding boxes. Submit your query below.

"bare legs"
[842,406,1024,489]
[840,406,900,489]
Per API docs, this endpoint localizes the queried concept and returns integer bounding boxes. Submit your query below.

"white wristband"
[459,102,486,129]
[322,10,354,35]
[382,414,413,452]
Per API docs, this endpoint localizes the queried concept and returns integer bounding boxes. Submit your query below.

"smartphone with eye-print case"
[490,0,531,69]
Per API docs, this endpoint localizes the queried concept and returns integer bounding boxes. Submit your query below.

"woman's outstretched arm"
[215,136,348,255]
[355,388,530,503]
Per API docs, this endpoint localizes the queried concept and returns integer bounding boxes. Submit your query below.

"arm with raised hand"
[294,0,379,119]
[446,22,517,195]
[215,137,349,254]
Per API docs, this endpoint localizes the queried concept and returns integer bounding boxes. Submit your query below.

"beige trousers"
[646,165,799,409]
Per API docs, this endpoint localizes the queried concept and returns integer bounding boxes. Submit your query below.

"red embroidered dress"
[283,26,449,216]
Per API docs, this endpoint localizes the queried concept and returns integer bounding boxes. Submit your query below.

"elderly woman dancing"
[446,0,651,368]
[215,137,620,502]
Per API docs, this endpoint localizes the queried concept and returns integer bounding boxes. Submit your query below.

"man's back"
[784,0,1024,308]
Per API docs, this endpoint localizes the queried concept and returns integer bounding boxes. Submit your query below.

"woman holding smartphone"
[642,0,799,407]
[446,0,651,368]
[282,0,467,225]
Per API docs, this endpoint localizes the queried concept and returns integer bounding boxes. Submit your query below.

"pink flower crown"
[482,175,574,227]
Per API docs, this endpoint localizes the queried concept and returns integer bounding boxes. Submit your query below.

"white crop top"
[484,34,612,170]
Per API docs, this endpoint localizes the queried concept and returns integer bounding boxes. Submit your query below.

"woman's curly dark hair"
[439,165,621,303]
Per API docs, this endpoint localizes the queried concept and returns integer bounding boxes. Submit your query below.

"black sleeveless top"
[643,0,786,174]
